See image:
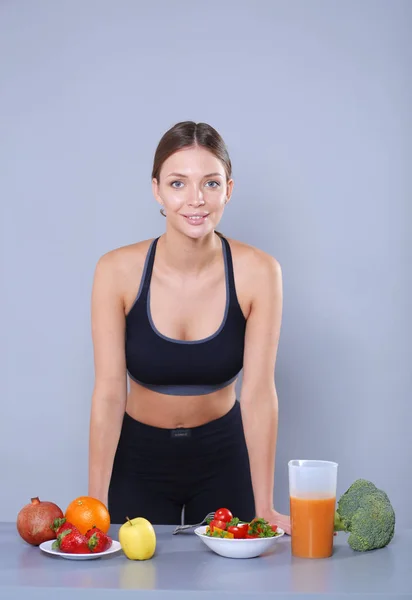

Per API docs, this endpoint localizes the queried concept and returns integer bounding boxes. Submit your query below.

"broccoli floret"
[334,479,377,529]
[334,479,395,552]
[348,494,395,551]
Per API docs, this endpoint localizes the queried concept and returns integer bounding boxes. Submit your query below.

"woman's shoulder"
[224,235,281,281]
[93,238,155,287]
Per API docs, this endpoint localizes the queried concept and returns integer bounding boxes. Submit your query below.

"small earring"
[160,207,166,217]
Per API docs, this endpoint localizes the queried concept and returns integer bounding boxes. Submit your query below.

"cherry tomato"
[271,524,278,533]
[209,519,227,532]
[227,523,248,539]
[237,523,249,536]
[245,533,259,538]
[214,508,233,523]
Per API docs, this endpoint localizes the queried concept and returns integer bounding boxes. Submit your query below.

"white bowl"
[194,525,285,559]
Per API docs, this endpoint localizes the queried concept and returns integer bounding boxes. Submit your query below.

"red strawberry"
[85,525,103,540]
[51,518,79,537]
[87,530,112,553]
[54,529,91,554]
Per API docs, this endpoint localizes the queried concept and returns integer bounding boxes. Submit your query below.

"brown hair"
[152,121,232,183]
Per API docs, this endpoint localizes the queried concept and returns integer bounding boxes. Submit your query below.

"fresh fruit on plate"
[53,529,91,554]
[86,526,113,553]
[119,517,156,560]
[64,496,110,535]
[52,524,113,554]
[52,518,79,537]
[17,497,64,546]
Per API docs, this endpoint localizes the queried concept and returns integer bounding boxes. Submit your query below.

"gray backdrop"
[1,0,411,527]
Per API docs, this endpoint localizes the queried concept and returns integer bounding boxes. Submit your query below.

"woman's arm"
[88,252,128,507]
[239,252,291,534]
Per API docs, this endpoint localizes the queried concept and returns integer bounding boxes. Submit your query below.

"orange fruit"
[65,496,110,535]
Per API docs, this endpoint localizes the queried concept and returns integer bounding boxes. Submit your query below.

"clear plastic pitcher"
[288,460,338,558]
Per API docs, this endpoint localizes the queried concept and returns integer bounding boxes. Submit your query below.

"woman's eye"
[170,180,220,189]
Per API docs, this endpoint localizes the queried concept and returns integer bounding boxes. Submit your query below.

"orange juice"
[290,496,336,558]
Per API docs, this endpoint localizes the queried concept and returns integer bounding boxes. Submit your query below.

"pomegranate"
[17,497,64,546]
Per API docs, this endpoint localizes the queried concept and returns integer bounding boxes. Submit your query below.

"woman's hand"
[259,507,291,535]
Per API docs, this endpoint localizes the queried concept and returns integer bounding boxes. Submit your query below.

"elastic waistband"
[123,400,241,441]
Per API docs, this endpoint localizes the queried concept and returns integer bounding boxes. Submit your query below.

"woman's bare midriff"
[125,378,238,429]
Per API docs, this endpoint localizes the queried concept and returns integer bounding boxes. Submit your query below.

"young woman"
[88,121,291,534]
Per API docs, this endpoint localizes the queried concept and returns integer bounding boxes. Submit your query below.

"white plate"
[194,525,285,559]
[39,539,122,560]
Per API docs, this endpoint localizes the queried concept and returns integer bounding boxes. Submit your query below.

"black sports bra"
[125,235,246,396]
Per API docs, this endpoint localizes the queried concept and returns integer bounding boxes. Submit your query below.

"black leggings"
[108,400,255,525]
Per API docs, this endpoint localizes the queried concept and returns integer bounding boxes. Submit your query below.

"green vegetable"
[334,478,395,552]
[248,517,277,538]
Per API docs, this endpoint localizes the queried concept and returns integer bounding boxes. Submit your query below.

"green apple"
[119,517,156,560]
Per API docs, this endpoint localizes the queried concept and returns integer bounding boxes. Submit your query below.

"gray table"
[1,522,411,599]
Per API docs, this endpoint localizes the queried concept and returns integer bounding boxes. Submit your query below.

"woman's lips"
[182,214,209,226]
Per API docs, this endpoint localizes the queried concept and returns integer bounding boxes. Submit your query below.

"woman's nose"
[188,189,205,206]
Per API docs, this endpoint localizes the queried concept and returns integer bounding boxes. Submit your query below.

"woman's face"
[152,146,233,239]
